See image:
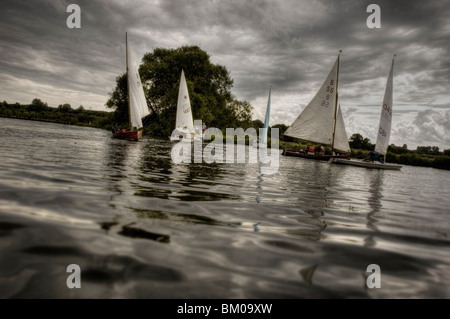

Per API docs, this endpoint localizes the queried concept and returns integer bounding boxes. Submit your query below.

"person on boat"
[202,123,207,134]
[365,150,384,163]
[112,123,119,133]
[314,145,323,155]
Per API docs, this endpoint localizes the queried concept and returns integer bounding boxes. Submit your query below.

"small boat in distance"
[332,55,402,170]
[112,33,150,141]
[170,70,201,141]
[282,53,351,160]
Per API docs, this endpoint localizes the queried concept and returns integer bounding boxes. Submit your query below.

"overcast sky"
[1,0,449,150]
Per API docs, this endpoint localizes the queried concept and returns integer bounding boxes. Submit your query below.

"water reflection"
[256,165,264,204]
[299,264,318,285]
[134,139,239,201]
[118,224,170,243]
[365,171,384,248]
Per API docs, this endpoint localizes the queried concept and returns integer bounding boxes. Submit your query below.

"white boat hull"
[332,158,402,170]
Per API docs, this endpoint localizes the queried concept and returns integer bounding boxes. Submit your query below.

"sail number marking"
[382,103,392,116]
[321,80,335,108]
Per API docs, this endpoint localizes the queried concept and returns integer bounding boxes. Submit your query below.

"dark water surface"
[0,117,449,298]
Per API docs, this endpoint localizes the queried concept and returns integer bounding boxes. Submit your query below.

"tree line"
[0,99,112,129]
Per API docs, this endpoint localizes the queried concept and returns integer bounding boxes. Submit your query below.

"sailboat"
[170,70,200,141]
[112,33,150,141]
[332,55,402,170]
[259,87,271,147]
[282,53,351,160]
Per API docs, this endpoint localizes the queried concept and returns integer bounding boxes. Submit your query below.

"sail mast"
[126,32,132,130]
[262,86,271,145]
[331,51,341,152]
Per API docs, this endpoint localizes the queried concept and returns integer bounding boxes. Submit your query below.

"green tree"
[30,98,49,112]
[417,145,440,155]
[388,143,409,154]
[225,98,253,128]
[106,45,253,137]
[349,133,374,150]
[106,73,129,127]
[58,103,72,112]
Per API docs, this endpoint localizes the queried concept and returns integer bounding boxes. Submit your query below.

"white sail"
[127,42,150,130]
[175,70,195,133]
[262,87,271,145]
[374,58,394,156]
[334,105,350,152]
[284,56,339,146]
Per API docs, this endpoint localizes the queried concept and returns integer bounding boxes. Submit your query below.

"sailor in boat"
[314,145,324,155]
[364,150,384,163]
[304,145,314,155]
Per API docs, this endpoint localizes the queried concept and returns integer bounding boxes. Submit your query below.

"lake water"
[0,117,449,298]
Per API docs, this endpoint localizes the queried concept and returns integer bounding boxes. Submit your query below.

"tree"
[106,73,128,126]
[58,104,72,112]
[106,45,253,137]
[250,119,264,130]
[417,146,440,155]
[431,146,440,155]
[225,98,253,128]
[30,98,49,112]
[271,123,293,142]
[444,149,450,156]
[349,133,374,150]
[388,144,409,154]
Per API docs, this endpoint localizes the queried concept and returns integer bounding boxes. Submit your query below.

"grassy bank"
[351,149,450,170]
[0,100,112,130]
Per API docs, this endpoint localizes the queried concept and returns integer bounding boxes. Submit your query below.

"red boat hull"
[112,130,142,141]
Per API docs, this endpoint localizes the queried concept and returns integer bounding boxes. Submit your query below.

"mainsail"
[175,70,195,133]
[261,87,271,145]
[374,57,395,156]
[127,38,150,130]
[284,55,349,152]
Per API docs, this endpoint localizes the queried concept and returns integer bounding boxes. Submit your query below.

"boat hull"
[332,158,402,170]
[282,149,351,161]
[112,130,142,141]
